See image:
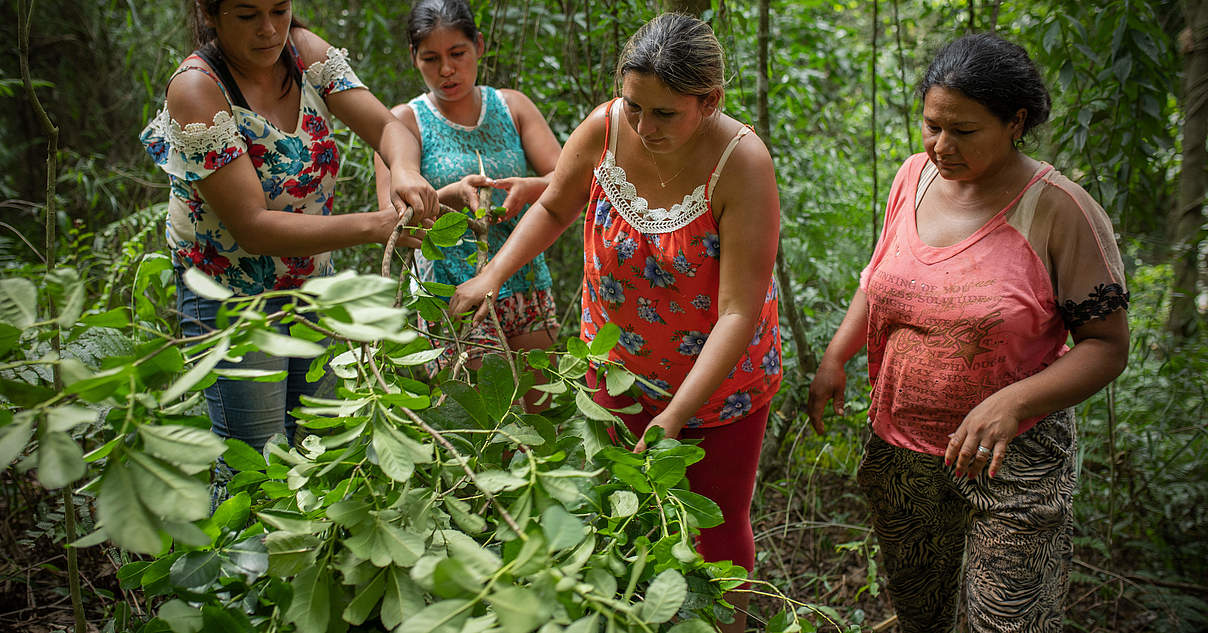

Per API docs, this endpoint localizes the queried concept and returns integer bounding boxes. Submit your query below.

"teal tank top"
[409,86,552,299]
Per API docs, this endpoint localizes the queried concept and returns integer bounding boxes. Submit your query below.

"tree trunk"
[1168,0,1208,338]
[662,0,710,16]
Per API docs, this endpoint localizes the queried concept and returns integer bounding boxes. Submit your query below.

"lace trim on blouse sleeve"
[305,47,365,97]
[1060,282,1129,329]
[142,108,245,180]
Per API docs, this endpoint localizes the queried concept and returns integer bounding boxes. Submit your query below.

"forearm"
[659,312,761,427]
[818,289,869,368]
[984,328,1128,421]
[234,209,388,257]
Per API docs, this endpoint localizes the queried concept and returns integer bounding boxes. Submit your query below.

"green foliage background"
[1,0,1206,632]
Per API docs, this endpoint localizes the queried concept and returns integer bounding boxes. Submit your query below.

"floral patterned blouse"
[140,43,365,295]
[581,100,782,429]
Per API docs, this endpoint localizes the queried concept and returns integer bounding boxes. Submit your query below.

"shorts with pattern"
[857,408,1076,633]
[426,287,559,370]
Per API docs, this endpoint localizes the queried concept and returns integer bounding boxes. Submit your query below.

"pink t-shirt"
[860,154,1128,455]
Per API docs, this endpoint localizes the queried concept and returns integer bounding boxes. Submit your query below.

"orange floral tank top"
[580,100,782,429]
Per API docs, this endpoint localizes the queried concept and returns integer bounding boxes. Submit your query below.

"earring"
[1013,137,1024,150]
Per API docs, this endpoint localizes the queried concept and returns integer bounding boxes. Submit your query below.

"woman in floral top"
[140,0,436,453]
[451,15,781,633]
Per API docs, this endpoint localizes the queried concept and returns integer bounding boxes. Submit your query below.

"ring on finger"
[976,445,992,458]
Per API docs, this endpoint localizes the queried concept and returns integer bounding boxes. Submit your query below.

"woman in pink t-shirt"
[807,34,1129,633]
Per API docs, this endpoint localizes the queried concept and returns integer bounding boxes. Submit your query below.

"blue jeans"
[176,271,330,452]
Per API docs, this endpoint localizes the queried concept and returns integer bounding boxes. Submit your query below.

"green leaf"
[201,605,255,633]
[639,569,686,623]
[478,355,516,422]
[427,212,470,246]
[609,490,639,518]
[421,236,445,261]
[392,347,446,366]
[564,614,600,633]
[36,428,85,489]
[182,267,233,301]
[432,558,479,597]
[0,322,19,356]
[81,307,130,328]
[590,323,621,356]
[439,529,501,579]
[667,620,715,633]
[46,405,94,432]
[56,276,86,328]
[169,550,221,591]
[342,568,386,626]
[139,424,227,467]
[475,469,527,493]
[575,390,618,422]
[566,336,589,359]
[161,338,230,404]
[670,489,723,528]
[371,422,415,482]
[0,413,35,469]
[344,517,425,567]
[647,455,687,488]
[222,438,266,471]
[204,491,251,538]
[158,599,203,633]
[251,329,325,358]
[126,451,210,522]
[258,510,329,534]
[399,598,471,633]
[443,381,489,428]
[265,532,321,576]
[541,505,587,552]
[444,496,486,534]
[286,565,331,633]
[0,278,38,329]
[381,566,425,630]
[488,586,549,633]
[221,537,269,583]
[161,520,210,548]
[605,366,636,396]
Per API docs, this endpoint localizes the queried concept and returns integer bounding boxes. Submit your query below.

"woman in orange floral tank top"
[451,14,781,633]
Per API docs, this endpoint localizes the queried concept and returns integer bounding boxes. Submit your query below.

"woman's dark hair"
[920,33,1051,141]
[407,0,478,53]
[189,0,304,94]
[615,13,725,98]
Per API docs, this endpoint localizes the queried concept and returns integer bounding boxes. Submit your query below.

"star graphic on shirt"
[948,336,993,368]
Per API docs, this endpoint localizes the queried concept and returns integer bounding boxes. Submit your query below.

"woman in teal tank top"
[374,0,562,409]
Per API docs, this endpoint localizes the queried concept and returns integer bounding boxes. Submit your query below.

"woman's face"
[208,0,292,71]
[922,85,1024,182]
[620,72,718,154]
[413,26,484,104]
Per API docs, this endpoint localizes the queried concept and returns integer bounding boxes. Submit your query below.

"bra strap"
[706,126,751,199]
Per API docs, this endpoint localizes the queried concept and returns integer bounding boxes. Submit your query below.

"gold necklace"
[643,142,690,189]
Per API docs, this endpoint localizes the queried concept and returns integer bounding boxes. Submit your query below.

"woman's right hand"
[805,359,847,435]
[445,174,495,213]
[449,272,502,324]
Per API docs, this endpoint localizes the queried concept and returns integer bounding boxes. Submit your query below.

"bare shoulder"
[165,62,231,127]
[290,27,335,67]
[498,88,539,112]
[711,120,776,204]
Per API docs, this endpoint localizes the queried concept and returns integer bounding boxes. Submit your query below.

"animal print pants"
[857,409,1077,633]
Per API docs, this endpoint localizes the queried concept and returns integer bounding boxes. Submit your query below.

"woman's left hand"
[633,413,685,453]
[945,392,1021,479]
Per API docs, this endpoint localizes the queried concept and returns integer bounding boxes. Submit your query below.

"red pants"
[588,372,769,573]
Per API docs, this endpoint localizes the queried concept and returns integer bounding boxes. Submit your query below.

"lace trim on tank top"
[593,100,748,234]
